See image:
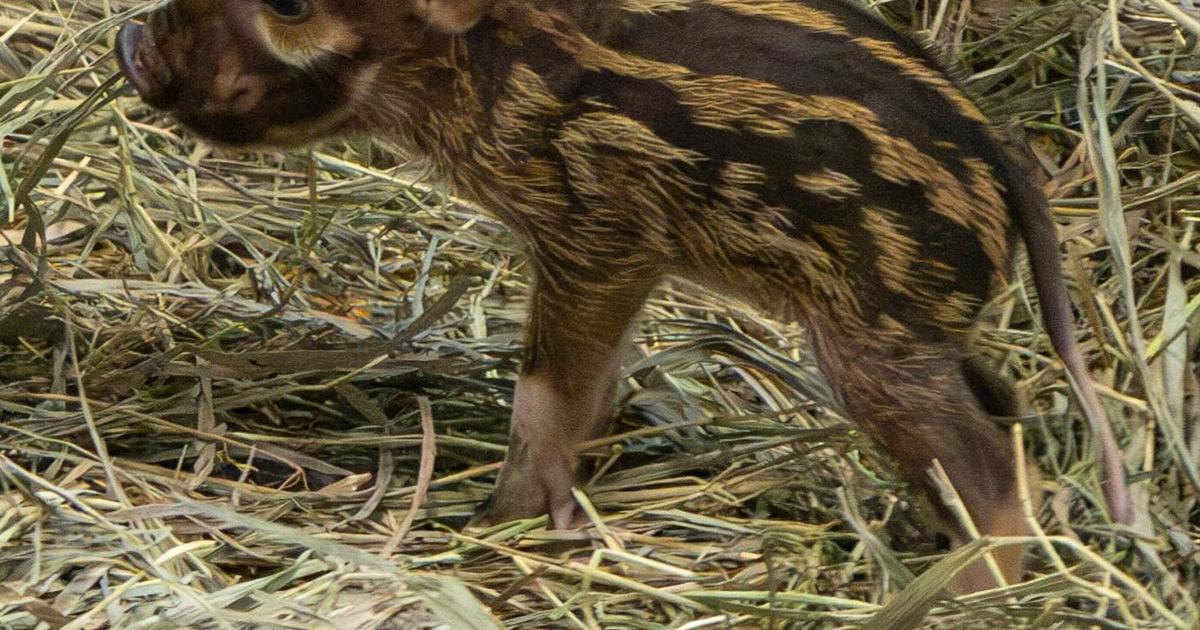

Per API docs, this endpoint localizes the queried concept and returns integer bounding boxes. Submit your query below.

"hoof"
[466,489,588,530]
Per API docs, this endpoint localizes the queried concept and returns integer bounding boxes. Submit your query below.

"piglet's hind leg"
[809,322,1031,593]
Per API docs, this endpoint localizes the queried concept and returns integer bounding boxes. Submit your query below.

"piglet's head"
[116,0,492,147]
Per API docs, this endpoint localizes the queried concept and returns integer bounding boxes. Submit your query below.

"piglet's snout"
[115,21,177,109]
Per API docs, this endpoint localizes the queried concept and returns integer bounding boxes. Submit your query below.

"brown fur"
[415,0,493,33]
[115,0,1131,593]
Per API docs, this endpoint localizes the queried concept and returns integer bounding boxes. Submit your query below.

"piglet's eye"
[263,0,313,22]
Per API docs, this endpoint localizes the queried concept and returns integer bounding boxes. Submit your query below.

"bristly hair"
[847,0,982,106]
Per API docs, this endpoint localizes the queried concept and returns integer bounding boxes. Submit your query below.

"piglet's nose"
[115,21,175,109]
[116,23,149,95]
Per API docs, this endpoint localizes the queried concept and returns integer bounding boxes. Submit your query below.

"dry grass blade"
[1,0,1197,628]
[384,395,438,555]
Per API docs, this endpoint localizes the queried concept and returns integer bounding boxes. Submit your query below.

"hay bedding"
[0,0,1197,628]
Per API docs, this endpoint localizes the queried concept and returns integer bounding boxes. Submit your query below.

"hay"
[1,0,1197,627]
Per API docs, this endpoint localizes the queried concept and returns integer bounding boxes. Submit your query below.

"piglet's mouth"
[116,21,175,109]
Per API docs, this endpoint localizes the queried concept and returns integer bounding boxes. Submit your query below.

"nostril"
[115,22,149,92]
[116,20,179,109]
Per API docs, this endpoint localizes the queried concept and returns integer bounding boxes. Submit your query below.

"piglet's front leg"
[472,268,658,529]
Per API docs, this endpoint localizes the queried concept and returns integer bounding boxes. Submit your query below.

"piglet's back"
[459,0,1016,336]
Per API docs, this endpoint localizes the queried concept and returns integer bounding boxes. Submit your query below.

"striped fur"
[117,0,1131,594]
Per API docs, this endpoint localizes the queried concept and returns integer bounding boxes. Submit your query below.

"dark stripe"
[609,3,991,182]
[800,0,937,61]
[571,71,996,312]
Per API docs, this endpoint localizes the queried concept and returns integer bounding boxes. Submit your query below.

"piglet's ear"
[418,0,493,34]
